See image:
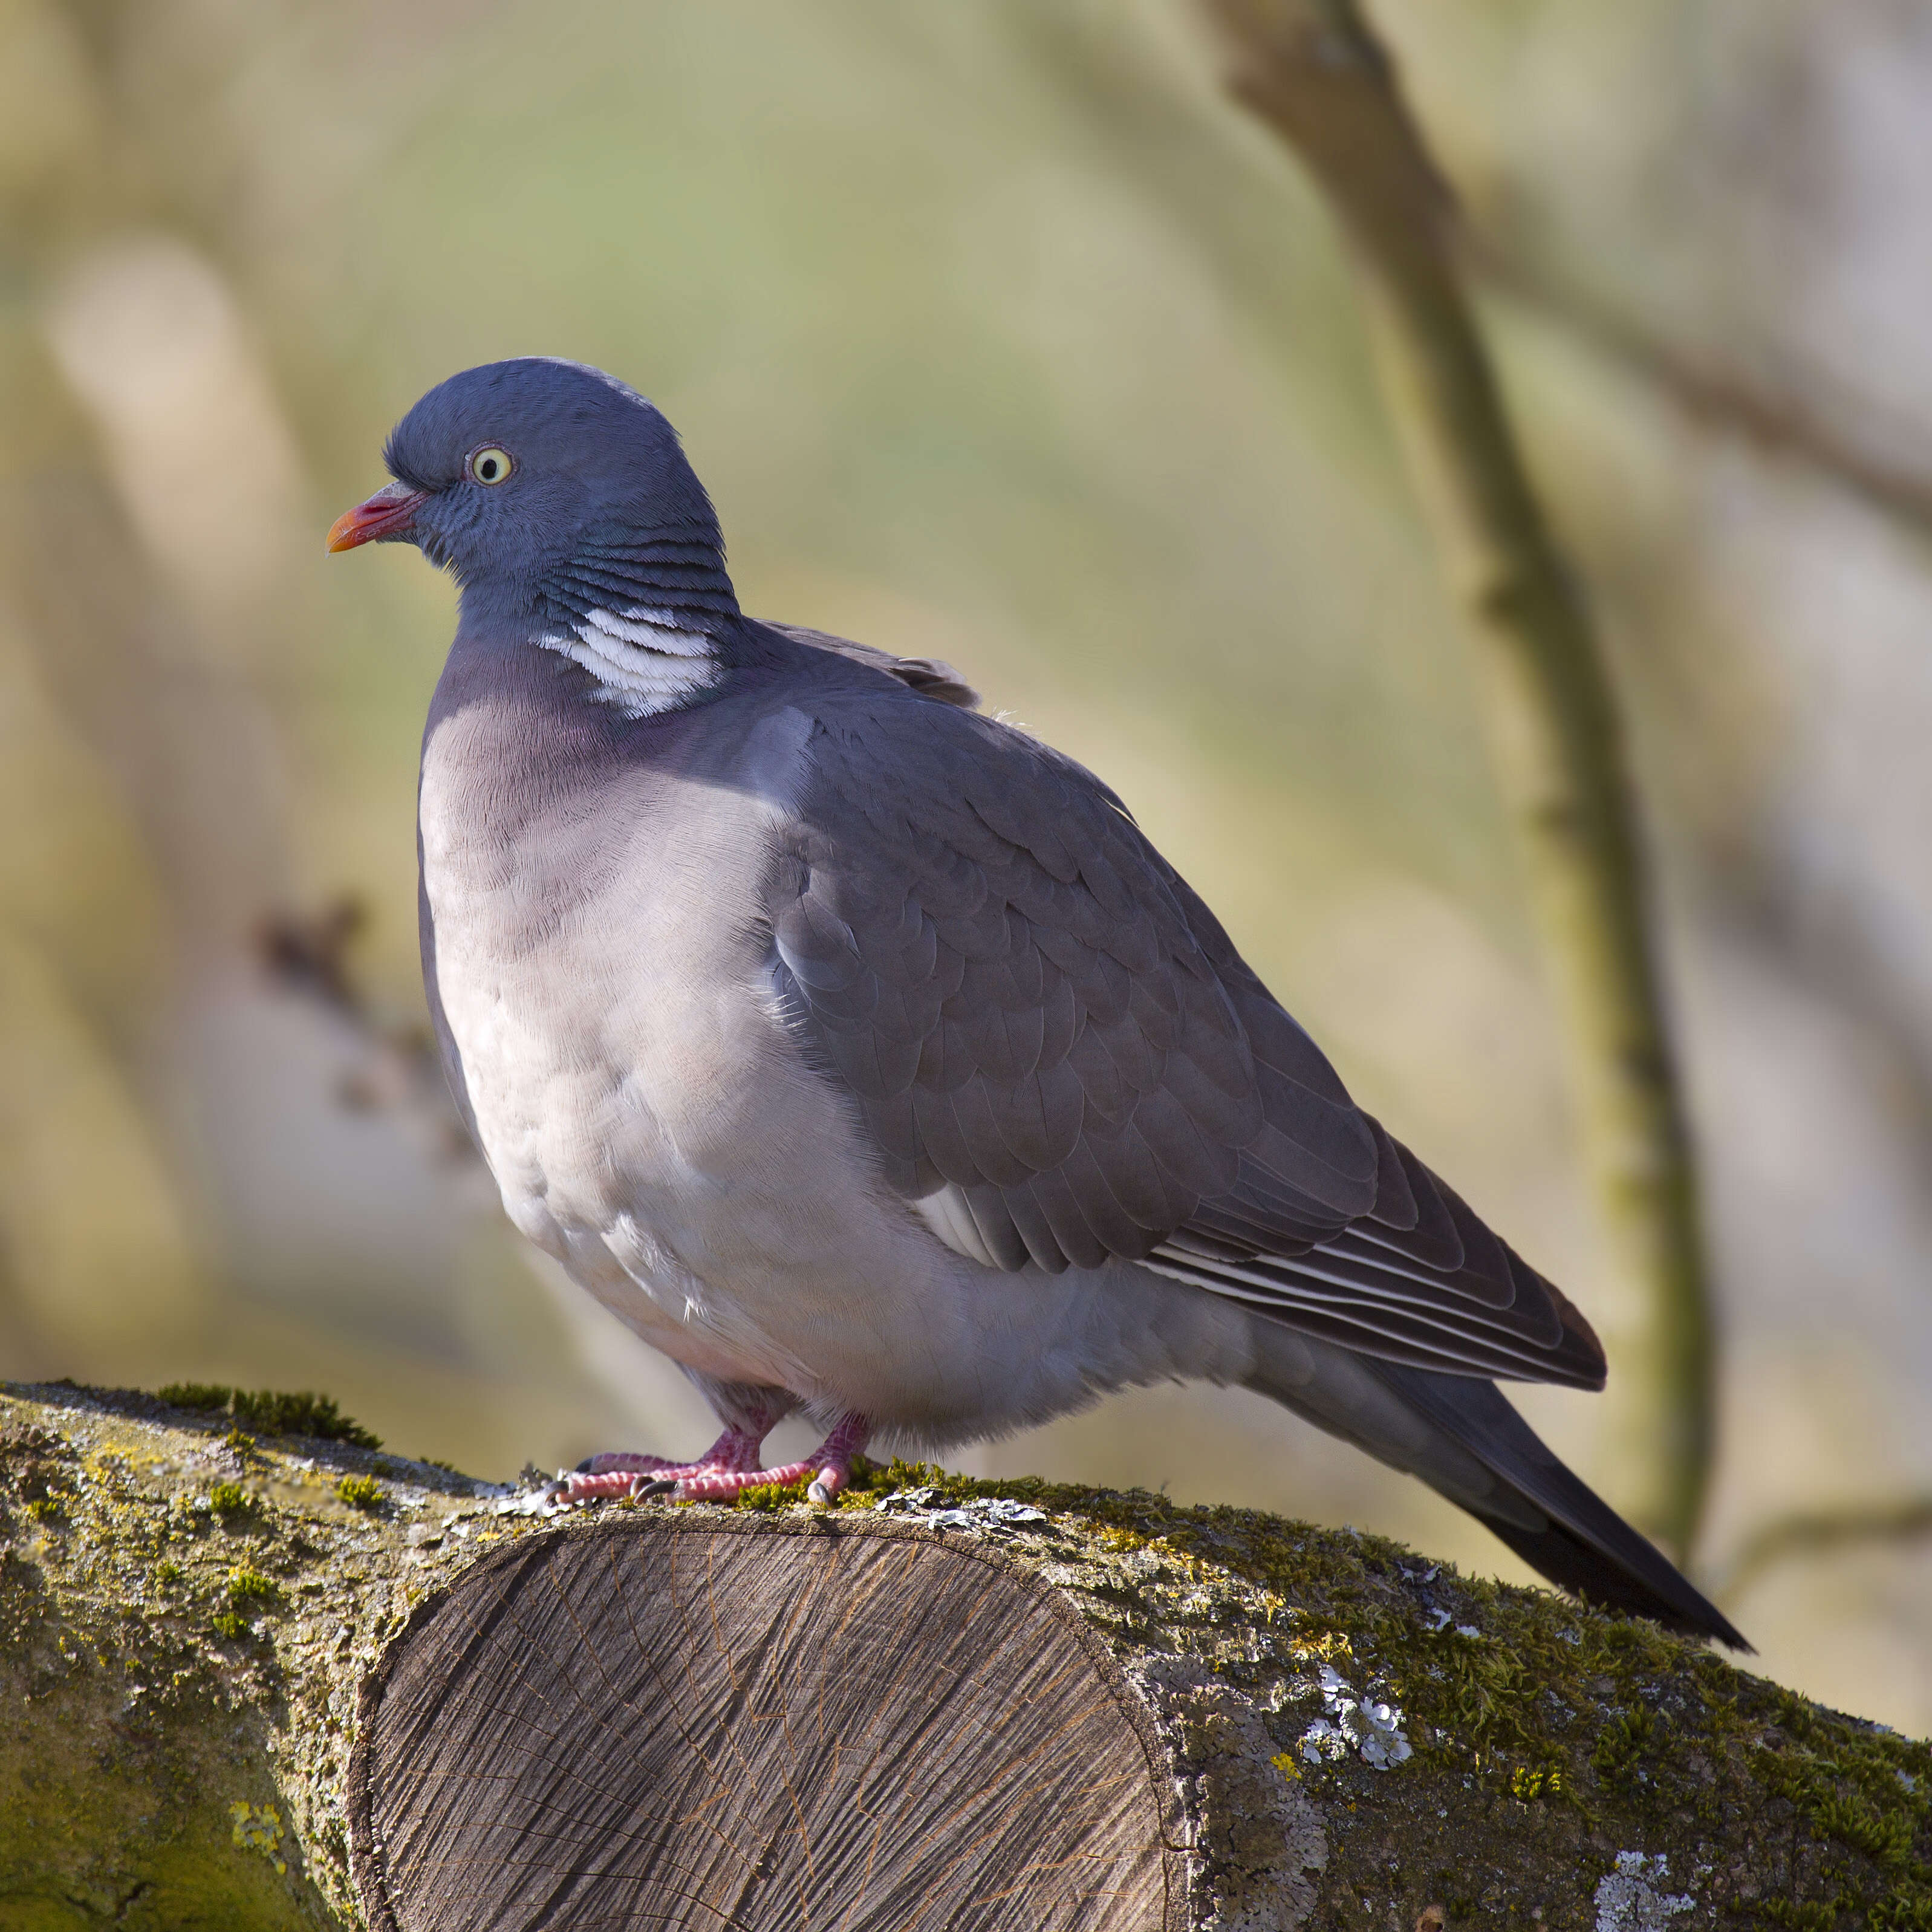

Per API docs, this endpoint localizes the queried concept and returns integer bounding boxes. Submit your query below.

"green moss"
[158,1384,380,1451]
[1592,1705,1657,1787]
[730,1479,810,1511]
[224,1564,279,1608]
[208,1481,253,1518]
[1870,1889,1932,1930]
[210,1563,281,1640]
[1763,1903,1841,1931]
[0,1385,490,1924]
[333,1474,383,1512]
[1812,1791,1915,1866]
[1755,1720,1932,1916]
[1508,1763,1567,1802]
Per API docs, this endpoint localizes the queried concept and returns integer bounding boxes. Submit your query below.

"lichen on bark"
[2,1382,1927,1930]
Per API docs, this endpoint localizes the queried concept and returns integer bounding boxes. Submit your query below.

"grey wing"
[775,696,1605,1390]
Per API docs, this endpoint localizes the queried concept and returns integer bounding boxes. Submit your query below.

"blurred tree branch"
[1193,0,1714,1559]
[255,896,474,1162]
[1469,238,1932,548]
[1471,236,1932,1195]
[1717,1495,1932,1603]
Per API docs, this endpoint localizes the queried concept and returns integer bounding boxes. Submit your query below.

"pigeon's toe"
[675,1458,822,1501]
[672,1416,871,1505]
[560,1428,779,1504]
[577,1451,678,1477]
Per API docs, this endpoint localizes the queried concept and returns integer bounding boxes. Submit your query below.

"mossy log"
[2,1384,1927,1931]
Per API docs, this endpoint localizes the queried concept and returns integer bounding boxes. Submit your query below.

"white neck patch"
[538,605,718,718]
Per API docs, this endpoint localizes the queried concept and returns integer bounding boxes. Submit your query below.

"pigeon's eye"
[468,446,513,486]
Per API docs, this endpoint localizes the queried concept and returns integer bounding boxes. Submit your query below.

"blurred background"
[4,0,1930,1731]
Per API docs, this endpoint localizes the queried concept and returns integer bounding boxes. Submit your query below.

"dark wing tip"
[1498,1242,1608,1390]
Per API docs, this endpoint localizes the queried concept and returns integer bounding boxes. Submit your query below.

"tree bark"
[3,1382,1927,1931]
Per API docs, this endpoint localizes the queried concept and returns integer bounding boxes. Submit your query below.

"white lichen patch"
[1298,1663,1413,1769]
[492,1482,559,1518]
[875,1488,1048,1536]
[1593,1852,1694,1932]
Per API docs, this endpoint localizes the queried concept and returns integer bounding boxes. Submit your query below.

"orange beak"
[327,480,426,553]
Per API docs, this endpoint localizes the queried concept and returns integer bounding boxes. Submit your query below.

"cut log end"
[350,1517,1183,1931]
[5,1382,1928,1932]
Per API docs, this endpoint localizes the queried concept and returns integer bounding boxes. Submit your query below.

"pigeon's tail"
[1243,1324,1749,1650]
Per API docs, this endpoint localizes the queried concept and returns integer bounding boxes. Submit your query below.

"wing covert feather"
[772,689,1604,1390]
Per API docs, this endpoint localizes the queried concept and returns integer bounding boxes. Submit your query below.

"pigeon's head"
[327,359,736,626]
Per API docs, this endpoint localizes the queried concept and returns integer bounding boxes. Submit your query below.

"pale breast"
[417,689,845,1349]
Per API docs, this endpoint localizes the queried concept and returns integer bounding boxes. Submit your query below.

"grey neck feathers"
[532,526,740,719]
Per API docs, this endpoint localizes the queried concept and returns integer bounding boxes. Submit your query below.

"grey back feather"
[768,624,981,711]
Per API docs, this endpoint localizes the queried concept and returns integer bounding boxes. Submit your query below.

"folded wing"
[775,683,1604,1391]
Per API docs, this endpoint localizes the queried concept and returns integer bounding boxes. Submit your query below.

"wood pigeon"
[330,357,1743,1645]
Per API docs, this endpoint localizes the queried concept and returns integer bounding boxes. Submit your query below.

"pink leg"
[674,1414,871,1506]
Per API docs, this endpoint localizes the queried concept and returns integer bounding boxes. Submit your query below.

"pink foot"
[558,1427,765,1504]
[683,1414,871,1504]
[561,1416,871,1507]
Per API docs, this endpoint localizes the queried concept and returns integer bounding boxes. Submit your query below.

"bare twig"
[1469,239,1932,546]
[256,896,369,1015]
[1194,0,1714,1558]
[1718,1497,1932,1602]
[255,896,476,1162]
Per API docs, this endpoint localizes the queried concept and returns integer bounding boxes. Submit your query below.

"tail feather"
[1244,1324,1749,1649]
[1373,1361,1748,1648]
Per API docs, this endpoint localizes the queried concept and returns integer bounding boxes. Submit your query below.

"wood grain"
[349,1515,1181,1931]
